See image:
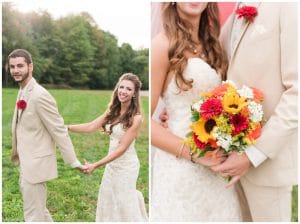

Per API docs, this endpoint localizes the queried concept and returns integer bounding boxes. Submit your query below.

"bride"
[68,73,148,222]
[151,2,241,221]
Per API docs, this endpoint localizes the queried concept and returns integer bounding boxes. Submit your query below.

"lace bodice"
[162,58,221,138]
[107,123,135,155]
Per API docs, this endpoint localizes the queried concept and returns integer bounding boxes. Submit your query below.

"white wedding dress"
[151,58,242,221]
[96,123,148,222]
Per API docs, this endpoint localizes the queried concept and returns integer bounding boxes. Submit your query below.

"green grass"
[2,88,149,222]
[2,88,298,222]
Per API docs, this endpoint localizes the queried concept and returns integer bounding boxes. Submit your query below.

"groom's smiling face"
[9,57,33,85]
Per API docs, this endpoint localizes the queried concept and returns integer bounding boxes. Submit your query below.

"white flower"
[248,101,263,122]
[192,99,204,112]
[213,128,232,152]
[237,85,254,99]
[222,80,237,88]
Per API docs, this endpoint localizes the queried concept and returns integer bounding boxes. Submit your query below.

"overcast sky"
[7,0,150,49]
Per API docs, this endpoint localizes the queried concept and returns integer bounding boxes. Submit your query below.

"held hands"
[76,164,89,173]
[76,160,98,174]
[83,159,97,174]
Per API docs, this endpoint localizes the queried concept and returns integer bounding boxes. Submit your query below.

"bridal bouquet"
[184,80,264,158]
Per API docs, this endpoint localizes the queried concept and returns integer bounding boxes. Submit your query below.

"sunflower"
[190,117,217,143]
[222,90,247,114]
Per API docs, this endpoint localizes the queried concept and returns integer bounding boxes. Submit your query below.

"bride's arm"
[151,34,191,160]
[68,112,107,133]
[151,34,226,166]
[87,115,142,172]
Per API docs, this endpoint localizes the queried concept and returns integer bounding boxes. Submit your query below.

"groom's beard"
[12,70,30,84]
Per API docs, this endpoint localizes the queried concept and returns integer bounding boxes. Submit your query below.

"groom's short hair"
[8,49,32,64]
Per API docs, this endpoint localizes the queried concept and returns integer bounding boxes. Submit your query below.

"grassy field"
[2,88,298,222]
[2,88,149,222]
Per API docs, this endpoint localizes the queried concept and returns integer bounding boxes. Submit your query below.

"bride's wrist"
[180,145,197,163]
[181,145,191,160]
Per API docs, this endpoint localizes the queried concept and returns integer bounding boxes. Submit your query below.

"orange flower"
[208,139,219,149]
[200,92,213,98]
[211,83,230,97]
[240,106,250,117]
[246,123,262,142]
[250,87,264,102]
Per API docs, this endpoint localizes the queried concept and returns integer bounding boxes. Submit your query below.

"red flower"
[236,6,258,23]
[17,99,27,110]
[193,133,207,149]
[230,114,249,135]
[200,98,223,120]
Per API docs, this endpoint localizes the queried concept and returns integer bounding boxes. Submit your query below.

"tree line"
[2,3,149,90]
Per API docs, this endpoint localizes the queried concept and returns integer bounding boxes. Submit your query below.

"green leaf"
[185,132,193,138]
[190,110,200,122]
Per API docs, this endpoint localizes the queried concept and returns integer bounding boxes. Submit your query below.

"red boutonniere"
[17,99,27,110]
[236,6,258,23]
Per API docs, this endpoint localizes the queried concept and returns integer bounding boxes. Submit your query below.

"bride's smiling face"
[176,2,208,18]
[117,80,135,103]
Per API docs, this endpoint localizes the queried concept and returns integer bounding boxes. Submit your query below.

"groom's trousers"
[237,178,292,221]
[20,176,53,222]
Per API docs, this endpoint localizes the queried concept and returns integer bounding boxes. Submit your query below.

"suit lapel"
[18,78,36,122]
[12,90,21,140]
[229,2,261,64]
[12,90,21,164]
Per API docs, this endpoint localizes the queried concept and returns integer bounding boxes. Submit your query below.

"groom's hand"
[159,108,169,128]
[76,164,89,173]
[211,152,252,188]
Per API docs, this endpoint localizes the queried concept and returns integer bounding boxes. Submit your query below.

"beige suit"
[221,2,297,221]
[12,78,79,221]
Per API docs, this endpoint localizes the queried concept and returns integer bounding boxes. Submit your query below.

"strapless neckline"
[162,57,222,139]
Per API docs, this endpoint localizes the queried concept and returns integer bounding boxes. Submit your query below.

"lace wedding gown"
[96,123,148,222]
[151,58,242,221]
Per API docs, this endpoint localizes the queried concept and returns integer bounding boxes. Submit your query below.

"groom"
[9,49,87,221]
[213,2,298,221]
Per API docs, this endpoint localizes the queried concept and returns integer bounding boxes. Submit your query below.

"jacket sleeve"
[254,3,298,158]
[36,89,80,165]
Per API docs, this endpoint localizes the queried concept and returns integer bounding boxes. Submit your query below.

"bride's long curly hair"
[161,2,228,91]
[102,73,142,134]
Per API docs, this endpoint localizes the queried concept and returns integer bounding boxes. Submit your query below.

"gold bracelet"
[190,150,195,163]
[176,143,185,159]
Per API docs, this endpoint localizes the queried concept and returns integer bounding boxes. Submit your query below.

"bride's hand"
[193,150,227,167]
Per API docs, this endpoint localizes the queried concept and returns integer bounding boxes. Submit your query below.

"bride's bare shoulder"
[152,32,169,51]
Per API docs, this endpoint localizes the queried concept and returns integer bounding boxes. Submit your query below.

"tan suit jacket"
[221,2,297,187]
[12,78,78,184]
